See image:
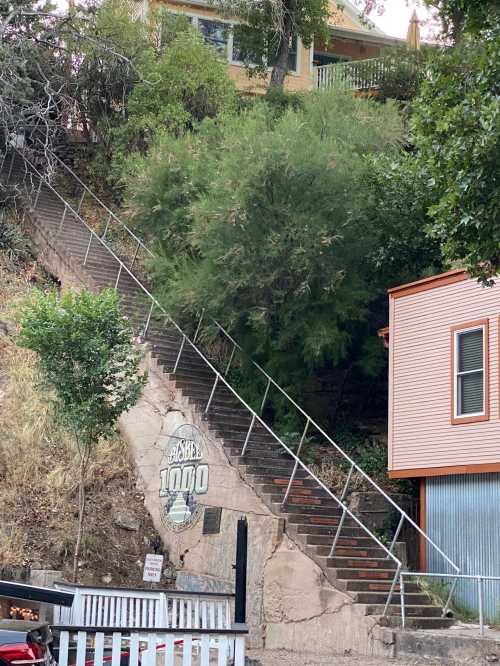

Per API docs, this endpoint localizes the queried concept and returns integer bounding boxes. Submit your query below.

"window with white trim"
[175,11,298,73]
[454,326,485,417]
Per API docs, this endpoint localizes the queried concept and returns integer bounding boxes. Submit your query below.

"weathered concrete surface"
[246,649,455,665]
[396,624,500,664]
[119,356,396,656]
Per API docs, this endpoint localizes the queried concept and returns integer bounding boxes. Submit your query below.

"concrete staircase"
[2,153,453,632]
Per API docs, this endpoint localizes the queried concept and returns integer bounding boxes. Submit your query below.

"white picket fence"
[53,585,233,632]
[55,626,247,666]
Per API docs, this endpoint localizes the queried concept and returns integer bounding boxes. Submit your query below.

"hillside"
[0,227,170,587]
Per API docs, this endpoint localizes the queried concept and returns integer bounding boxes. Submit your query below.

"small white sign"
[143,554,164,583]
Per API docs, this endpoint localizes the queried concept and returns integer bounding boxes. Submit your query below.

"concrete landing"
[396,621,500,664]
[246,649,449,665]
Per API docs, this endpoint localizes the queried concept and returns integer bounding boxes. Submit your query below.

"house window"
[313,52,351,67]
[198,18,228,57]
[451,320,489,423]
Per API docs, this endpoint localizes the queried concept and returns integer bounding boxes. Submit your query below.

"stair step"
[270,493,338,508]
[286,514,353,527]
[344,580,420,593]
[324,556,398,571]
[257,483,331,498]
[312,545,387,559]
[229,449,291,463]
[381,616,455,630]
[365,604,444,618]
[334,567,398,580]
[354,592,430,605]
[273,500,341,515]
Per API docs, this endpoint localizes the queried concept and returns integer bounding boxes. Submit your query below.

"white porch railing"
[53,585,233,632]
[315,57,388,90]
[54,626,247,666]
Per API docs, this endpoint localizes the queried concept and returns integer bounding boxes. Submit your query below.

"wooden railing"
[53,625,247,666]
[53,584,233,631]
[315,56,416,91]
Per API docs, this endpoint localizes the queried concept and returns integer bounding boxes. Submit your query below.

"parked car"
[0,621,55,666]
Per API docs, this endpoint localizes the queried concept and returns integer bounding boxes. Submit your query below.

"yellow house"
[134,0,405,92]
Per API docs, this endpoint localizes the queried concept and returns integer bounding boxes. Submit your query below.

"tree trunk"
[72,455,86,583]
[269,3,294,88]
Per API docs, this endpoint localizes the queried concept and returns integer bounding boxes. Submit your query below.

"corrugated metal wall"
[426,473,500,621]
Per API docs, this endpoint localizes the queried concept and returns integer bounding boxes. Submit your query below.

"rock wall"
[119,356,395,656]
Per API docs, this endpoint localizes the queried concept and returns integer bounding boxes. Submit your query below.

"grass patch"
[418,577,479,623]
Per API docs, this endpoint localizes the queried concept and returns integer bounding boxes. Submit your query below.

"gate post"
[234,517,248,625]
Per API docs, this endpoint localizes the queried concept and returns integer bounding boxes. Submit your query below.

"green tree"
[113,28,236,162]
[126,90,416,423]
[18,288,146,581]
[410,25,499,283]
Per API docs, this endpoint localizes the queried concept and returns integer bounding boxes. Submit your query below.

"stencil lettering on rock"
[159,424,209,531]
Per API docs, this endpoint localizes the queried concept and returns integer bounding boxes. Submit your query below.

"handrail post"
[329,506,346,558]
[205,374,219,414]
[383,563,402,617]
[130,240,141,268]
[34,177,43,207]
[193,310,205,343]
[478,577,484,636]
[143,302,155,339]
[260,378,271,414]
[58,205,68,234]
[77,190,85,214]
[400,572,406,629]
[340,463,354,502]
[282,419,310,505]
[224,342,236,376]
[442,575,459,617]
[173,335,186,374]
[386,514,405,559]
[114,263,123,290]
[101,212,112,240]
[83,232,93,266]
[241,414,255,456]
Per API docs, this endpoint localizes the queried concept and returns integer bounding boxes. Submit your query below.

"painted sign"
[143,554,164,583]
[159,424,208,531]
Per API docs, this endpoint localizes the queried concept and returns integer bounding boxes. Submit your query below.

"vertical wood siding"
[389,278,499,472]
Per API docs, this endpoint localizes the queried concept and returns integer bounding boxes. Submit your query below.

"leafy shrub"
[111,28,237,178]
[410,24,500,283]
[0,217,30,264]
[376,47,428,103]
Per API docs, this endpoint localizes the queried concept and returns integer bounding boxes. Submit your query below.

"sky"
[365,0,435,39]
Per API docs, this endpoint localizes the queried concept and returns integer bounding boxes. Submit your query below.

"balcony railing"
[315,56,418,91]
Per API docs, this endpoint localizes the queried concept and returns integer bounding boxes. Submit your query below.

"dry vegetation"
[0,248,164,586]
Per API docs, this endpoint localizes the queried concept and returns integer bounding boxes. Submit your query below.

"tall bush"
[125,90,431,424]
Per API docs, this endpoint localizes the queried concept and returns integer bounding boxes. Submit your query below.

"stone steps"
[5,156,452,635]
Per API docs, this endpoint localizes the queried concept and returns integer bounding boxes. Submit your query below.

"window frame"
[169,9,301,75]
[450,319,489,425]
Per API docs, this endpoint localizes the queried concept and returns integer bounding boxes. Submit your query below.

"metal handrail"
[6,147,463,620]
[400,572,500,635]
[44,144,154,263]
